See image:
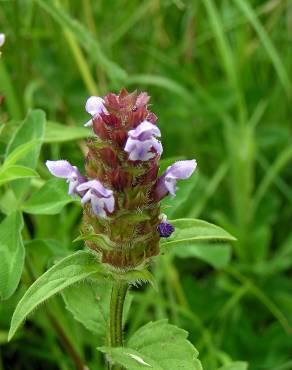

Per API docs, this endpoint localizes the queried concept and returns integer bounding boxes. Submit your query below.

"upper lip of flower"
[124,120,163,161]
[84,96,108,127]
[128,120,161,140]
[45,160,86,195]
[77,179,113,198]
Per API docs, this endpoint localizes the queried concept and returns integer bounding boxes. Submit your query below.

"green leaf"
[6,110,46,198]
[62,281,112,337]
[0,212,24,300]
[3,139,40,167]
[0,165,38,186]
[161,219,236,249]
[22,178,76,215]
[8,250,103,341]
[172,243,231,269]
[35,0,127,82]
[217,362,248,370]
[44,121,89,143]
[62,281,132,340]
[98,320,203,370]
[6,110,45,168]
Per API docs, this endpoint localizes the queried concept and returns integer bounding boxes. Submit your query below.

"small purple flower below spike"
[46,160,86,195]
[77,180,115,218]
[124,120,163,161]
[84,96,107,127]
[157,214,175,238]
[155,159,197,200]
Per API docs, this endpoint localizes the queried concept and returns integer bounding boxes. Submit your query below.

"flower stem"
[109,281,128,370]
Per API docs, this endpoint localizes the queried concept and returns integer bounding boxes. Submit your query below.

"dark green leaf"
[62,281,132,340]
[99,320,203,369]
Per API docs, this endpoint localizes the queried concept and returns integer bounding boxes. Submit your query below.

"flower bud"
[157,214,175,237]
[84,96,107,127]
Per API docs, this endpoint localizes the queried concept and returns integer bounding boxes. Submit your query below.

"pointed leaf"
[6,109,45,169]
[8,251,103,340]
[0,212,24,300]
[3,139,40,167]
[6,110,45,198]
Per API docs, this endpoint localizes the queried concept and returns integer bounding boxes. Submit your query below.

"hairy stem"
[109,282,128,370]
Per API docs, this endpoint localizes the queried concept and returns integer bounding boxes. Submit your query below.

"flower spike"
[46,89,197,269]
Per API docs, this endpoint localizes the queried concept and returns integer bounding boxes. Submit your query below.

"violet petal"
[46,160,75,178]
[85,96,106,116]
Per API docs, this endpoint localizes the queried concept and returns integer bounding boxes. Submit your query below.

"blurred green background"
[0,0,292,369]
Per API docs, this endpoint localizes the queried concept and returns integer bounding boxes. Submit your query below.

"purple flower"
[154,159,197,200]
[77,180,115,218]
[84,96,107,127]
[0,33,5,48]
[157,215,175,238]
[124,120,163,161]
[46,160,86,195]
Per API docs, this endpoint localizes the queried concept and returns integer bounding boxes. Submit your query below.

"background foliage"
[0,0,291,369]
